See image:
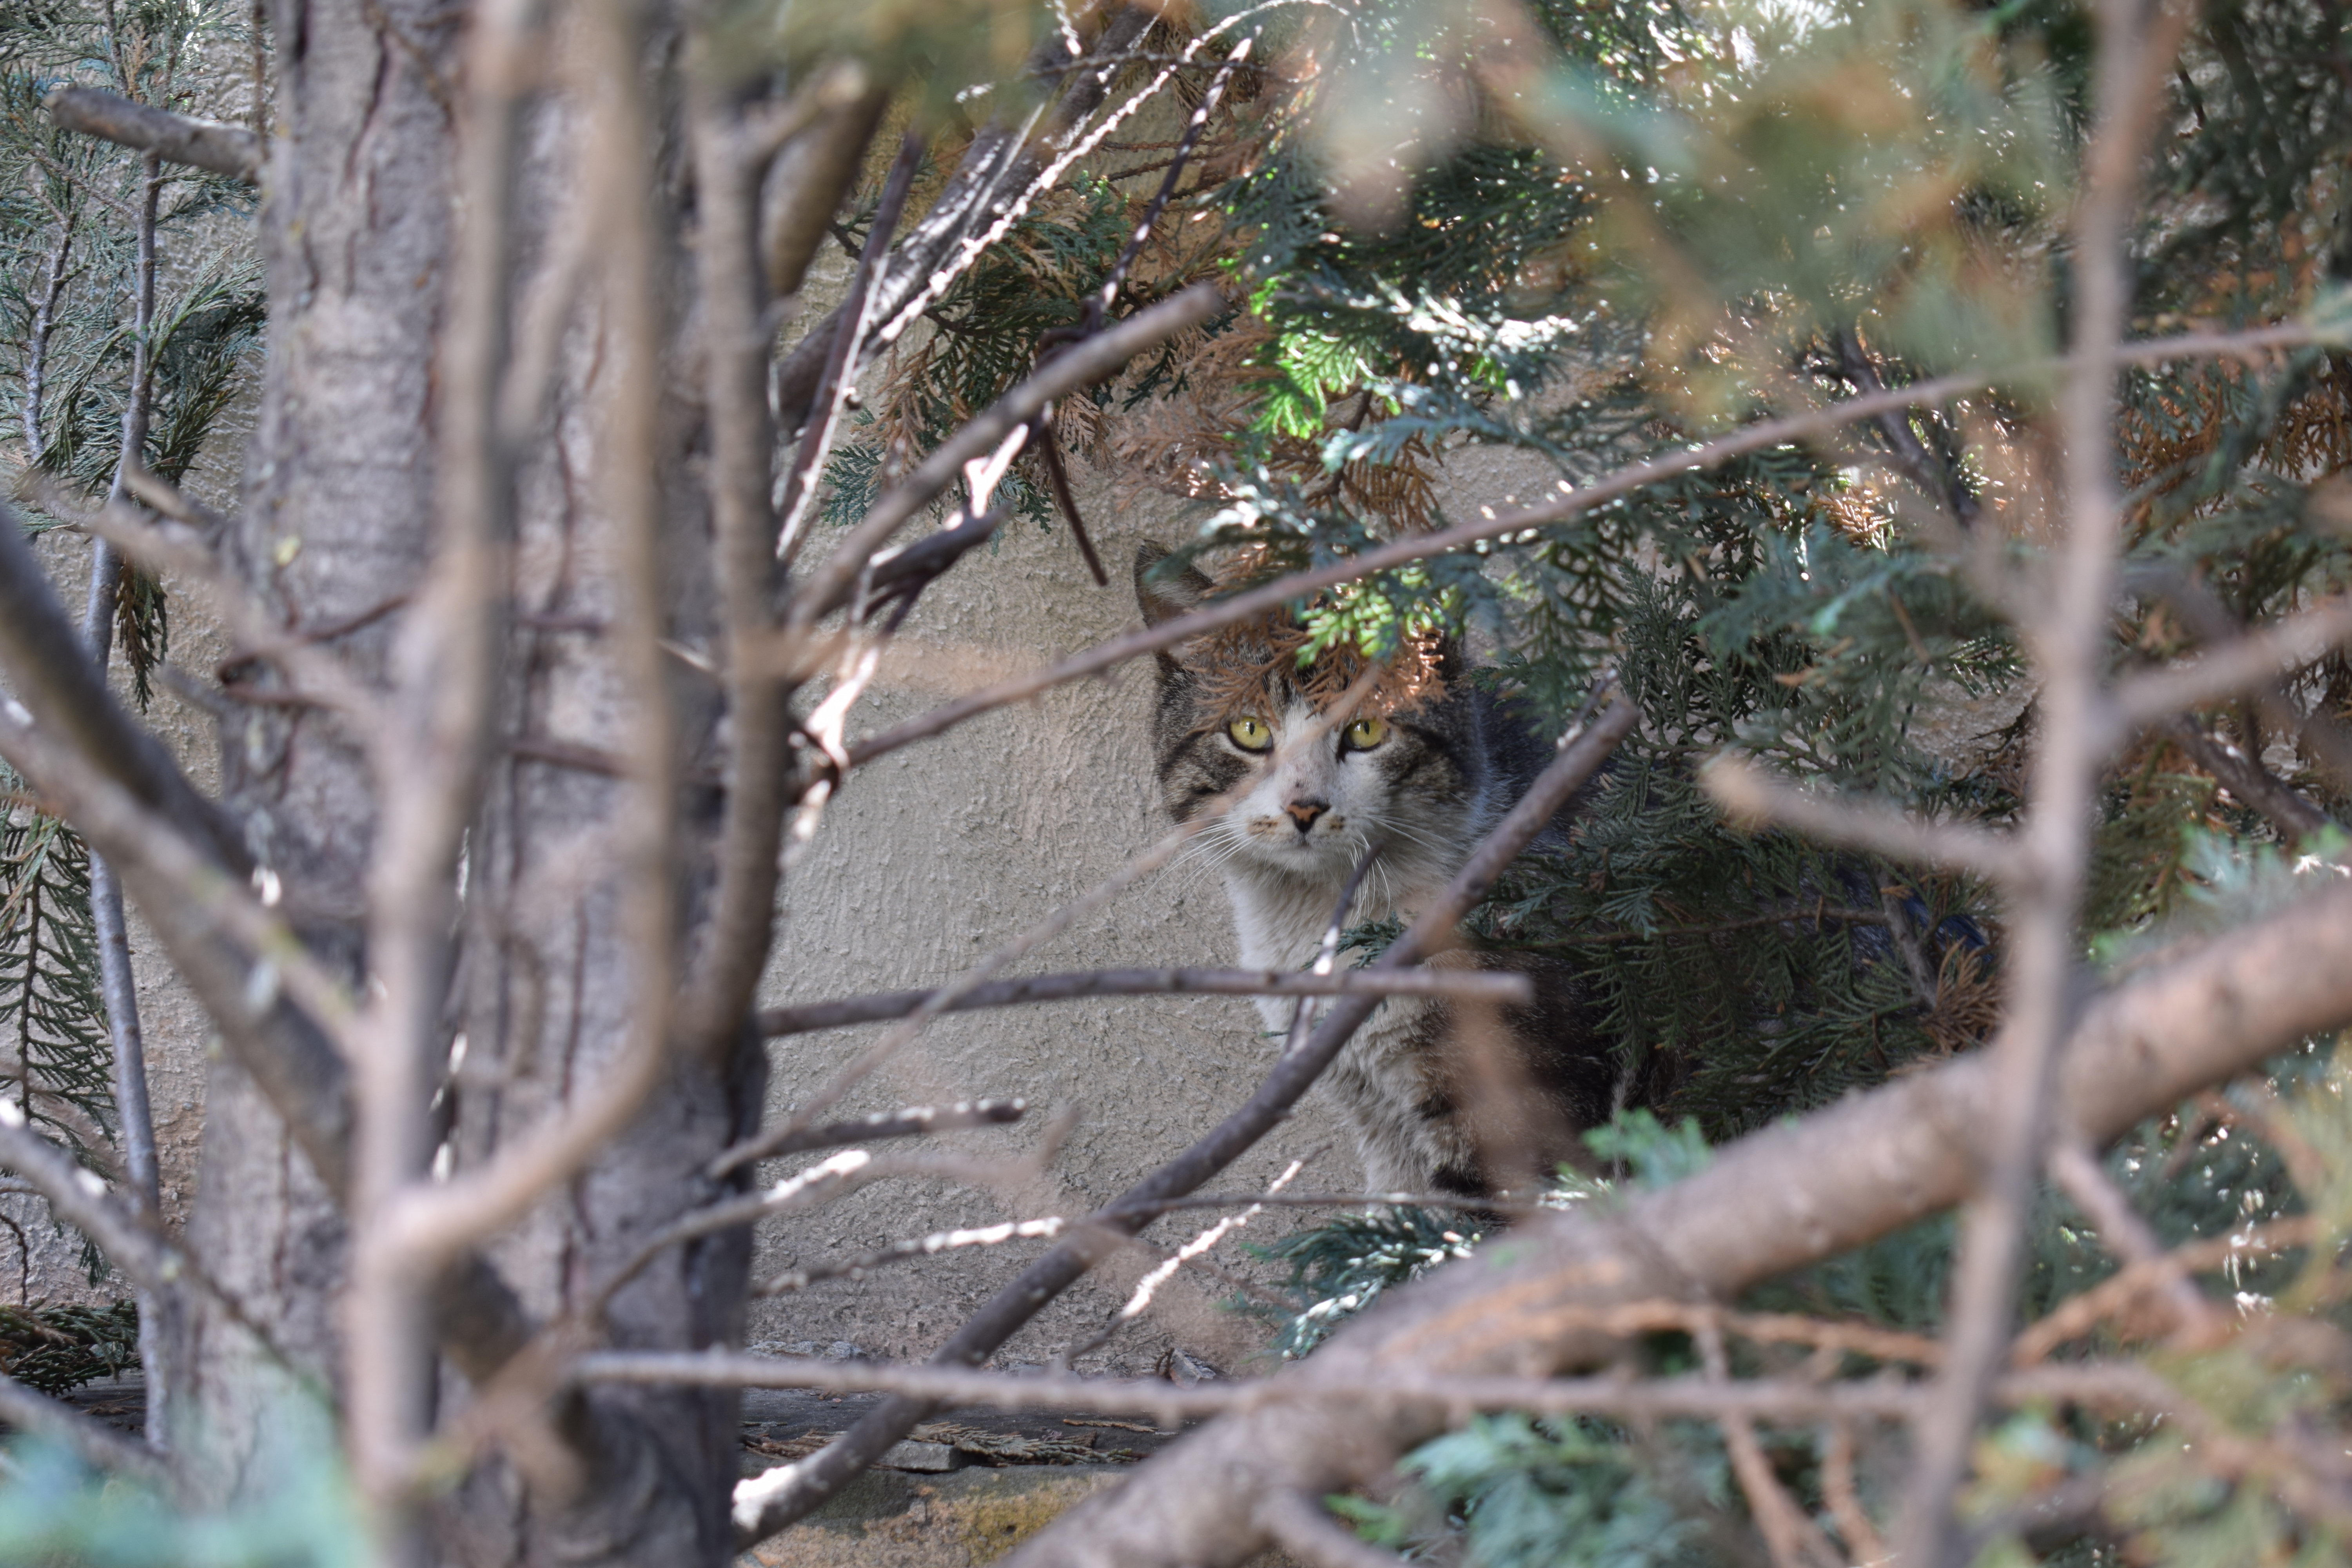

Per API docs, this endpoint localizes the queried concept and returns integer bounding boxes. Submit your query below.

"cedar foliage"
[0,0,257,1294]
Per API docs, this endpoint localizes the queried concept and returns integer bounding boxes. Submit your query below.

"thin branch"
[0,497,249,869]
[1060,1155,1307,1364]
[1834,328,1980,527]
[767,3,1162,432]
[20,217,72,460]
[771,129,922,569]
[2009,1213,2315,1365]
[0,1110,172,1295]
[1700,755,2017,883]
[1897,2,2195,1557]
[2046,1134,2232,1344]
[85,149,168,1447]
[367,0,668,1284]
[755,1098,1028,1161]
[1699,1317,1844,1568]
[0,1371,164,1479]
[348,0,539,1506]
[713,765,1245,1180]
[35,484,383,729]
[756,966,1535,1037]
[759,67,890,301]
[0,697,361,1063]
[756,1215,1070,1296]
[2127,567,2352,808]
[1256,1491,1406,1568]
[780,282,1224,648]
[577,1348,2166,1426]
[2158,716,2336,841]
[844,319,2346,768]
[1823,1420,1893,1566]
[675,44,791,1066]
[42,84,261,181]
[731,686,1639,1546]
[2113,596,2352,729]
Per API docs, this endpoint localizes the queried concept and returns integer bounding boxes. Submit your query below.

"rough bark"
[1004,879,2352,1568]
[424,47,768,1568]
[177,0,462,1492]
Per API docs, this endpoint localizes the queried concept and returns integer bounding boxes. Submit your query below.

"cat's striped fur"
[1137,544,1617,1198]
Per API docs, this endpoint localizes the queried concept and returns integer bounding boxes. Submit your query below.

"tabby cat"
[1136,544,1619,1198]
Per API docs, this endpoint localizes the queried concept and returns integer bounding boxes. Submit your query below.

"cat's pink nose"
[1283,799,1329,833]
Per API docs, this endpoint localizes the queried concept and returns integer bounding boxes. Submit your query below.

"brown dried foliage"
[1175,546,1449,727]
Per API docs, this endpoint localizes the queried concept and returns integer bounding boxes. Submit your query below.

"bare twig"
[758,62,887,299]
[366,0,667,1285]
[767,3,1163,431]
[43,83,261,181]
[676,45,792,1067]
[754,1098,1029,1160]
[1699,1317,1843,1568]
[579,1347,2173,1426]
[713,772,1248,1180]
[0,1109,172,1294]
[36,485,381,728]
[780,283,1224,647]
[2114,596,2352,729]
[0,697,361,1051]
[757,1216,1071,1296]
[0,498,249,869]
[83,145,169,1447]
[731,687,1639,1546]
[1896,4,2195,1561]
[0,1371,164,1479]
[2010,1214,2316,1365]
[2159,716,2338,840]
[20,218,71,459]
[772,129,922,569]
[757,966,1532,1037]
[1702,755,2016,882]
[344,0,541,1516]
[2046,1135,2233,1344]
[1062,1156,1307,1364]
[1256,1491,1406,1568]
[1822,1420,1893,1565]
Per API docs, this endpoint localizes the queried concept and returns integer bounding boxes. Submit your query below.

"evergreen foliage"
[0,1298,137,1394]
[0,0,254,1304]
[0,0,259,706]
[0,770,116,1158]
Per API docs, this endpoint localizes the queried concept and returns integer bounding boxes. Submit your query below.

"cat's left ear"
[1134,542,1213,628]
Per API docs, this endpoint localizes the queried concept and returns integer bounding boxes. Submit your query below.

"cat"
[1135,543,1621,1199]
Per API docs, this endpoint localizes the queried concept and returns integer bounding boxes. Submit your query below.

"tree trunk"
[179,0,455,1495]
[192,0,766,1559]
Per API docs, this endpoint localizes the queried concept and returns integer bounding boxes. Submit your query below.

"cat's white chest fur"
[1222,868,1452,1194]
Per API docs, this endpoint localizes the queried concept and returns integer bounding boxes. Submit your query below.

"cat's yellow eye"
[1343,716,1390,751]
[1227,715,1274,752]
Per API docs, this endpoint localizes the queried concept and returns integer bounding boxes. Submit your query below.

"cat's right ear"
[1134,542,1212,629]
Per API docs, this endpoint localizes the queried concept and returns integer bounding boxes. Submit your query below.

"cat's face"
[1136,545,1479,886]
